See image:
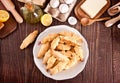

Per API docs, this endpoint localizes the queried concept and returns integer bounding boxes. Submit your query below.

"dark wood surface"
[0,0,120,83]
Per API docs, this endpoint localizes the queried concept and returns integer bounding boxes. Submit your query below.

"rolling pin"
[105,15,120,27]
[1,0,23,23]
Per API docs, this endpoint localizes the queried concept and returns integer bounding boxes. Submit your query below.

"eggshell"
[64,0,74,4]
[68,16,77,25]
[50,0,60,8]
[59,4,69,13]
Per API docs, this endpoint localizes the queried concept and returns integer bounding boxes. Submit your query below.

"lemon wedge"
[41,14,53,26]
[0,10,10,22]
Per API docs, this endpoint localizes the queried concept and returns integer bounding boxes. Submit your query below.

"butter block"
[81,0,107,18]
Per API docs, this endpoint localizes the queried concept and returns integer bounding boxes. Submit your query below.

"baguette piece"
[20,30,38,50]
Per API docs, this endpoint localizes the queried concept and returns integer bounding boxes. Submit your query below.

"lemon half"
[0,10,10,22]
[41,14,53,26]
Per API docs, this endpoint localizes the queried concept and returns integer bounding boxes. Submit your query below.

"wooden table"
[0,0,120,83]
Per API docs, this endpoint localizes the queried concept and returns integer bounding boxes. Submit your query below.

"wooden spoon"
[108,2,120,16]
[105,15,120,27]
[81,17,111,26]
[108,6,120,16]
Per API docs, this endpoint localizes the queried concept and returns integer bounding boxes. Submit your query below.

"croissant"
[20,30,38,49]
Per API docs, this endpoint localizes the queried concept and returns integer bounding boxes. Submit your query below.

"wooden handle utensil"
[108,2,120,16]
[81,17,111,26]
[1,0,23,23]
[105,15,120,27]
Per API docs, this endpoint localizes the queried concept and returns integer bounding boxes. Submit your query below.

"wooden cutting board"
[0,2,17,38]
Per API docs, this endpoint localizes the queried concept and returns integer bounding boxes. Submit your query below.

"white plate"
[33,25,89,80]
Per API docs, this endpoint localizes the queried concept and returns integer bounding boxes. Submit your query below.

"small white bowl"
[33,25,89,80]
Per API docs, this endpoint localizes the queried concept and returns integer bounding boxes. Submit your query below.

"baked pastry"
[20,30,38,49]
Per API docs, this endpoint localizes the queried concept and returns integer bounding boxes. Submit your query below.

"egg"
[59,4,69,13]
[68,16,77,25]
[117,24,120,28]
[50,0,60,8]
[64,0,74,4]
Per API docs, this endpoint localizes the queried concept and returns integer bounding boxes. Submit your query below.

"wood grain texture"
[112,27,120,83]
[111,0,120,83]
[0,0,120,83]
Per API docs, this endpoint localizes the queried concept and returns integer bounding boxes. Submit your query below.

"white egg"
[64,0,74,4]
[68,16,77,25]
[50,0,60,8]
[59,4,69,13]
[117,24,120,28]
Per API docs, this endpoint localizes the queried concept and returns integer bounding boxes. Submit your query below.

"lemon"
[0,10,10,22]
[41,14,52,26]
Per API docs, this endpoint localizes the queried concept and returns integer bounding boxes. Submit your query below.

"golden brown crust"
[60,36,81,46]
[41,33,59,43]
[60,50,72,58]
[50,61,68,75]
[65,53,78,69]
[52,50,69,62]
[74,46,84,61]
[20,30,38,50]
[37,42,50,58]
[56,43,71,51]
[43,49,52,64]
[59,31,73,36]
[46,56,56,70]
[51,37,60,49]
[37,30,84,75]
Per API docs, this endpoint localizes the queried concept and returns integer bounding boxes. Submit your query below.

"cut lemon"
[41,14,52,26]
[0,10,10,22]
[0,22,4,30]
